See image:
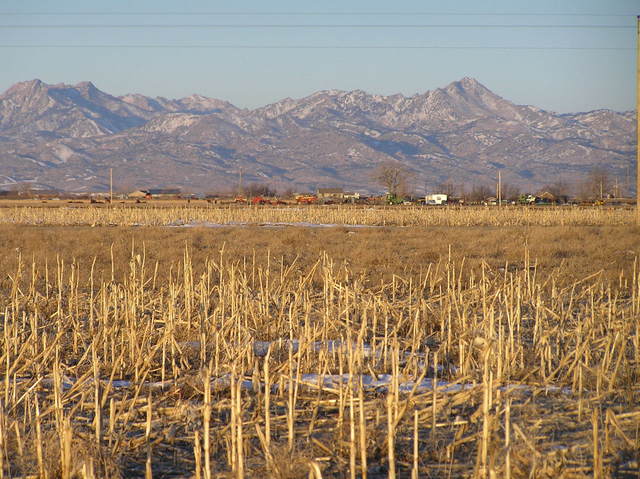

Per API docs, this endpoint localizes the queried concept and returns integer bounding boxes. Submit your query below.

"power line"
[0,12,635,17]
[0,23,633,29]
[0,44,632,50]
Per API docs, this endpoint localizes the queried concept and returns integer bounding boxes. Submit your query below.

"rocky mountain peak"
[456,76,484,89]
[74,81,98,93]
[76,80,96,88]
[439,77,494,100]
[3,78,46,98]
[177,94,239,113]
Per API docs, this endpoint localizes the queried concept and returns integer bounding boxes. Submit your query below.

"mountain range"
[0,77,634,194]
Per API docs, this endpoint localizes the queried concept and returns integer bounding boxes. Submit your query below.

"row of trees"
[226,166,628,202]
[372,162,631,202]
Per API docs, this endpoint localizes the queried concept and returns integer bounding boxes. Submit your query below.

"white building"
[424,194,448,205]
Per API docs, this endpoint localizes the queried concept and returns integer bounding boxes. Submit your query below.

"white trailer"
[424,194,448,205]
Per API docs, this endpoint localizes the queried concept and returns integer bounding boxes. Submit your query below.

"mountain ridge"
[0,78,634,194]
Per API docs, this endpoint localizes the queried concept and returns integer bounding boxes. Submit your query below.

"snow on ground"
[17,373,572,396]
[8,337,571,395]
[169,221,385,229]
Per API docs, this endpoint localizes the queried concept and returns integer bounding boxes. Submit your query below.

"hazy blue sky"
[1,0,636,112]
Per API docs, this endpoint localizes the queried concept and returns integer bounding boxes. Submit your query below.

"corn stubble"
[0,204,634,227]
[0,226,639,477]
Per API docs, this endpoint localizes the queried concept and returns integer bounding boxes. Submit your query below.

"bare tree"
[579,167,611,200]
[15,182,35,198]
[245,183,277,197]
[541,180,571,203]
[437,180,458,197]
[467,184,493,203]
[372,161,409,197]
[279,187,296,199]
[500,183,521,202]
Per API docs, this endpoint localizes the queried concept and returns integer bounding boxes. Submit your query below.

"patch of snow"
[169,221,385,229]
[0,175,17,185]
[52,144,76,163]
[181,339,451,371]
[145,113,200,133]
[18,373,572,396]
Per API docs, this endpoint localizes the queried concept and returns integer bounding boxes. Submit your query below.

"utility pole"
[600,180,603,200]
[109,168,113,204]
[498,171,502,207]
[636,16,640,225]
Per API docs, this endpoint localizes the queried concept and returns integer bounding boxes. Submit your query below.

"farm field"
[0,203,634,227]
[0,207,639,478]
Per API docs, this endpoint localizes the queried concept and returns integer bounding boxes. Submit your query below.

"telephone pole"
[109,168,113,204]
[636,16,640,225]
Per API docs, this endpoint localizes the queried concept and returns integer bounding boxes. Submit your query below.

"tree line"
[372,162,632,202]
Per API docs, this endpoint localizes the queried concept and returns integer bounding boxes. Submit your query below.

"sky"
[0,0,637,113]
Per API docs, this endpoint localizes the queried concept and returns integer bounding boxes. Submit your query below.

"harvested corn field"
[0,204,634,227]
[0,220,639,478]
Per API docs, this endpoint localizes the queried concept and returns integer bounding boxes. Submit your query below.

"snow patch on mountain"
[143,113,201,133]
[51,144,76,163]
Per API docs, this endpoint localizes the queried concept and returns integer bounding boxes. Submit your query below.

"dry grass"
[0,203,634,227]
[0,217,639,478]
[0,223,637,286]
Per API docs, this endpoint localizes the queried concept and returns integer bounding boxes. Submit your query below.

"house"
[343,191,361,202]
[128,190,150,199]
[424,194,448,205]
[518,194,537,204]
[317,188,345,200]
[537,191,556,203]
